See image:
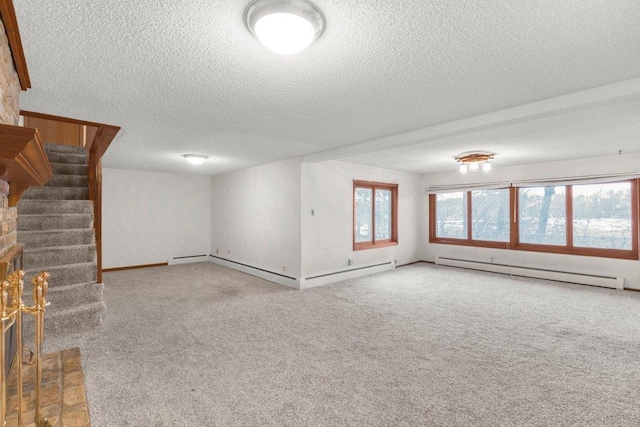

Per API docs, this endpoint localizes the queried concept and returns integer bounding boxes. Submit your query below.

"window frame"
[353,180,398,251]
[429,179,639,260]
[429,190,511,250]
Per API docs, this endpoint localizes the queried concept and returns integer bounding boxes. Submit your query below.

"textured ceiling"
[13,0,640,175]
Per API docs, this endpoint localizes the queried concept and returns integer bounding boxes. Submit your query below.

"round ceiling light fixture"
[244,0,325,55]
[183,154,209,165]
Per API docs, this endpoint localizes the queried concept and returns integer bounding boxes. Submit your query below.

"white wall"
[302,161,423,278]
[211,158,302,278]
[103,168,212,269]
[423,153,640,289]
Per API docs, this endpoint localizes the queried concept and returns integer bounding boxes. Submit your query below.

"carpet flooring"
[45,262,640,426]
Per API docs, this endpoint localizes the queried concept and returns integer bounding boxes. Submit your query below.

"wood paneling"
[23,116,85,147]
[20,111,120,156]
[88,150,103,282]
[0,0,30,90]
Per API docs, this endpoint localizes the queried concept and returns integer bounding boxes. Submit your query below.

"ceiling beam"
[303,78,640,163]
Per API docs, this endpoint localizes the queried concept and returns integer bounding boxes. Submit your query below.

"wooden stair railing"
[20,111,121,283]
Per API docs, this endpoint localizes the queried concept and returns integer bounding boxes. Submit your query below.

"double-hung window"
[353,180,398,250]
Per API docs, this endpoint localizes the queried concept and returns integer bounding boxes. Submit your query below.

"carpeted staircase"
[17,143,105,337]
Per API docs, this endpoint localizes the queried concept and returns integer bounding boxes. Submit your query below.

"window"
[430,188,510,247]
[572,182,633,250]
[471,189,510,242]
[429,179,639,260]
[354,180,398,250]
[518,186,566,245]
[434,192,467,239]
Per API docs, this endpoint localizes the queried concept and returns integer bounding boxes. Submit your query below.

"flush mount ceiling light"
[455,152,494,174]
[183,154,209,165]
[244,0,325,55]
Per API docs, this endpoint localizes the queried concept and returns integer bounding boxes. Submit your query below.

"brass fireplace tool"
[0,270,50,426]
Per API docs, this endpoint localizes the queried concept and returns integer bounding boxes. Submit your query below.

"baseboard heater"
[168,254,209,265]
[209,255,298,289]
[301,261,395,289]
[435,256,624,290]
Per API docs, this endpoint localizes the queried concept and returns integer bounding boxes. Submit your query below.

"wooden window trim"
[353,180,398,251]
[429,179,640,260]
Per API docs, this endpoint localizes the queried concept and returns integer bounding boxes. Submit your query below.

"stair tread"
[25,261,95,274]
[47,174,88,179]
[24,187,88,192]
[20,213,92,217]
[47,281,99,290]
[24,243,96,253]
[19,229,94,234]
[45,301,105,317]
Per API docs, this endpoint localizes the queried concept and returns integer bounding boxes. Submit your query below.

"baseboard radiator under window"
[435,257,624,290]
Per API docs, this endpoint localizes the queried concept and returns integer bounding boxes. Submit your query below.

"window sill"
[354,241,398,251]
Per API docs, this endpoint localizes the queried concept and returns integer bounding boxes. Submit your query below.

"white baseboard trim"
[299,262,395,289]
[168,255,209,265]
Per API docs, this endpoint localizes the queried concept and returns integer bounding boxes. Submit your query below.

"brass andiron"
[1,270,25,426]
[23,272,51,427]
[0,270,50,427]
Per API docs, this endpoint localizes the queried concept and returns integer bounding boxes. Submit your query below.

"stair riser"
[21,187,89,200]
[45,152,87,165]
[17,200,93,215]
[22,302,105,339]
[19,214,93,231]
[18,230,95,248]
[50,163,88,176]
[25,246,96,269]
[46,175,88,188]
[22,282,104,311]
[44,143,88,155]
[25,263,97,288]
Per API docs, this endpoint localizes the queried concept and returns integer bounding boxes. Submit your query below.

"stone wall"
[0,17,22,259]
[0,18,20,126]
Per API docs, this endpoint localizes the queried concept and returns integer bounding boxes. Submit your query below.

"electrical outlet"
[348,259,353,266]
[227,250,230,254]
[311,209,315,216]
[216,249,219,254]
[283,266,286,272]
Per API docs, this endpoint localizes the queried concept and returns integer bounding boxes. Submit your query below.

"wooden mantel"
[0,123,52,206]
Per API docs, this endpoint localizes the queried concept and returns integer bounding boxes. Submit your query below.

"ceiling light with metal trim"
[455,152,494,174]
[244,0,326,55]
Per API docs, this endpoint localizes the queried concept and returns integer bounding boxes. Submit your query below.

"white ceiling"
[14,0,640,176]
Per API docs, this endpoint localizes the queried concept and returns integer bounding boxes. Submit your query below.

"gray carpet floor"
[45,262,640,426]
